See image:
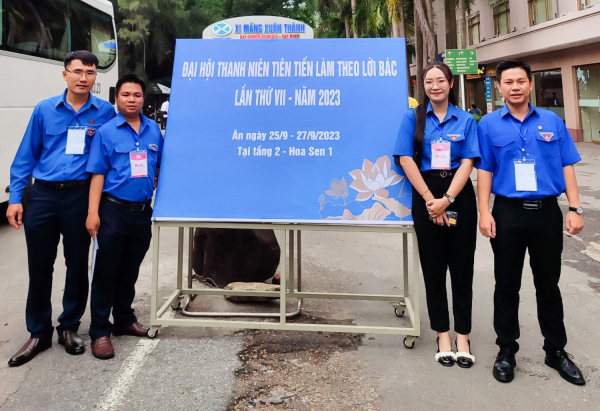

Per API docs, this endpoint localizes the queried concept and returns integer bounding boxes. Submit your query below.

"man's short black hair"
[496,59,532,82]
[116,74,147,97]
[471,104,477,108]
[64,51,99,69]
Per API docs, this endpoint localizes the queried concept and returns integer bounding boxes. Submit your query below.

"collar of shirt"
[426,101,459,125]
[115,112,150,136]
[54,89,100,113]
[499,103,537,123]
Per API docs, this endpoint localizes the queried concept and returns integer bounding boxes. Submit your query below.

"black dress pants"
[23,182,90,339]
[412,170,477,335]
[491,196,567,354]
[89,198,152,340]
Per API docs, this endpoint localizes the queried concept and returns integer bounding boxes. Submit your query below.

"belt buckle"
[523,200,539,210]
[440,170,448,178]
[131,204,145,212]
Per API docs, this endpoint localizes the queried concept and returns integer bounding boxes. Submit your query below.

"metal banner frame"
[148,222,420,348]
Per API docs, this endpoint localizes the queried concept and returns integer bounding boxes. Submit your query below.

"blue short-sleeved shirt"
[9,90,116,203]
[86,113,164,203]
[477,104,581,200]
[394,102,480,171]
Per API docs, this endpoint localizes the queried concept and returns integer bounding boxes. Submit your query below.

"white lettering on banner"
[295,88,316,106]
[272,60,292,77]
[294,59,314,77]
[316,61,335,77]
[274,89,286,105]
[248,60,270,77]
[234,85,253,106]
[337,61,360,77]
[255,88,273,106]
[378,59,398,76]
[362,59,377,76]
[198,61,215,79]
[181,61,198,77]
[218,61,247,77]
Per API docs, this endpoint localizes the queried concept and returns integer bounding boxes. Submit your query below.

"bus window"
[2,0,69,60]
[0,0,115,69]
[70,1,116,69]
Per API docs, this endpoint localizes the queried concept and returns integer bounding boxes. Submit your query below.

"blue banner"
[153,38,413,224]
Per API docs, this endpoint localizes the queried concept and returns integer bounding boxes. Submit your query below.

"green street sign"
[445,49,478,75]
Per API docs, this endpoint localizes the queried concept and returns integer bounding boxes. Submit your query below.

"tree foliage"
[109,0,314,85]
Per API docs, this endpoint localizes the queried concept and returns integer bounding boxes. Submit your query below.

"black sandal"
[435,336,455,367]
[455,338,475,368]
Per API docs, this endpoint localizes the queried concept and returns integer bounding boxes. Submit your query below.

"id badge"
[514,159,538,191]
[66,126,87,155]
[431,140,451,170]
[130,150,148,178]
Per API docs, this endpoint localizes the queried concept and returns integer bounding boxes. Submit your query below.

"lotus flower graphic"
[349,156,403,201]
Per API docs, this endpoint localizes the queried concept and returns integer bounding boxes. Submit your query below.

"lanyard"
[429,116,444,140]
[128,125,141,149]
[509,117,528,159]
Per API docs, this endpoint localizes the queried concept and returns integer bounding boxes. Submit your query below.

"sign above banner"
[203,16,314,40]
[153,39,412,224]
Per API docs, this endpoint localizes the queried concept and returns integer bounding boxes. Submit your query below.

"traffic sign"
[445,49,478,75]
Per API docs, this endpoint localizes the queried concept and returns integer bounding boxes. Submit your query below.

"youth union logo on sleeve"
[212,23,232,37]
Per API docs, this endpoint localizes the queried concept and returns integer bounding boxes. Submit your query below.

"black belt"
[36,178,90,189]
[421,168,458,178]
[102,193,151,212]
[495,195,557,210]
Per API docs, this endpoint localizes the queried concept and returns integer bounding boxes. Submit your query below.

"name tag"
[130,150,148,178]
[66,126,87,155]
[514,159,537,191]
[431,141,451,170]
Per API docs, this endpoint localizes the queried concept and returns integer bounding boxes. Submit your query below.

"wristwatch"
[568,205,583,215]
[444,193,455,204]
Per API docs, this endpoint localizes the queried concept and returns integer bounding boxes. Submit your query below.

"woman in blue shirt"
[394,64,479,368]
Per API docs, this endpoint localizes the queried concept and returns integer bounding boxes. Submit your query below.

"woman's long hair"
[413,63,457,168]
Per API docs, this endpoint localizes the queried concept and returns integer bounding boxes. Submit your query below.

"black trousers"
[491,196,567,354]
[412,171,477,335]
[23,182,90,339]
[89,198,152,340]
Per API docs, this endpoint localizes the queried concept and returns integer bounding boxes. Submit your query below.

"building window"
[581,0,600,10]
[529,0,552,26]
[531,70,564,122]
[468,14,480,45]
[493,1,510,36]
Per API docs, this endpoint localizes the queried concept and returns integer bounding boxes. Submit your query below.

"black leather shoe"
[58,331,85,355]
[435,336,455,367]
[545,350,586,386]
[8,338,52,367]
[493,348,516,383]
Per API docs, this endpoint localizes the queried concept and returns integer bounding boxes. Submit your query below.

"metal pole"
[460,74,466,110]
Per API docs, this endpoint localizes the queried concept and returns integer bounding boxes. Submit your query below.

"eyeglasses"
[66,69,97,78]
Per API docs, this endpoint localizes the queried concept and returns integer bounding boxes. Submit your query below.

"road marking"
[95,339,160,411]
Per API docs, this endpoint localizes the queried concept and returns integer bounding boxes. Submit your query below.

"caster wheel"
[147,328,159,338]
[403,337,415,349]
[171,301,181,310]
[394,307,405,317]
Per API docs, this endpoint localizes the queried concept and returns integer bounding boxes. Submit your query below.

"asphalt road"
[0,143,599,411]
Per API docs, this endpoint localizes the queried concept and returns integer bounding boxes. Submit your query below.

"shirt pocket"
[113,143,136,174]
[44,123,68,152]
[491,134,517,162]
[536,131,560,157]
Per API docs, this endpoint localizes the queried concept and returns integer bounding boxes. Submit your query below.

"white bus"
[0,0,118,206]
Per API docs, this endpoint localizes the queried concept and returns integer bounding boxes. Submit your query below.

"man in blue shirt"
[6,51,116,367]
[85,74,163,359]
[478,60,585,386]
